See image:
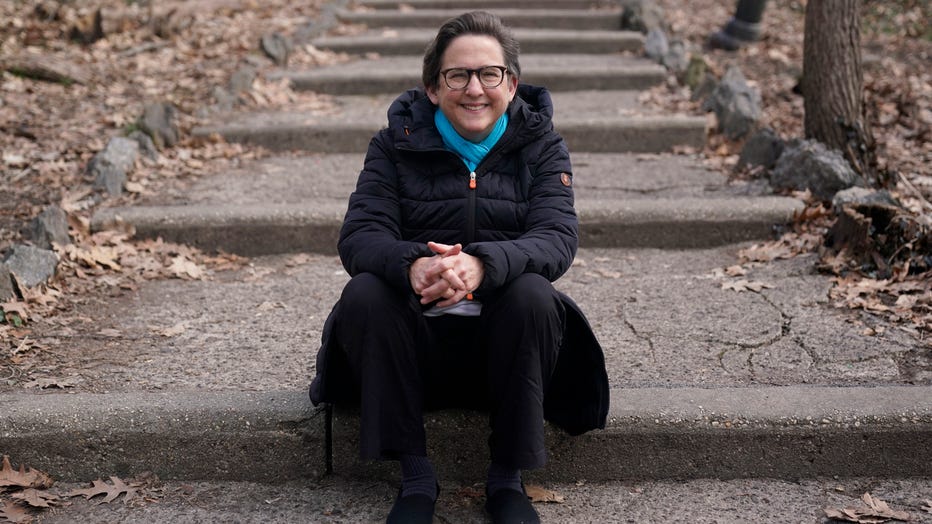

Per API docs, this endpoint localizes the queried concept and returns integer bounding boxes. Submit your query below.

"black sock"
[486,462,522,495]
[400,454,438,500]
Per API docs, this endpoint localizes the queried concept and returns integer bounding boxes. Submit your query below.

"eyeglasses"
[439,66,508,90]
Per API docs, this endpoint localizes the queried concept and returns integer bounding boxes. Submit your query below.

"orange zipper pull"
[469,171,476,189]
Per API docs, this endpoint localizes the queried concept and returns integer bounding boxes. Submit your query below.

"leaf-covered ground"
[1,0,930,384]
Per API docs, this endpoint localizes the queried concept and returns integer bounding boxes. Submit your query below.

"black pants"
[333,272,565,470]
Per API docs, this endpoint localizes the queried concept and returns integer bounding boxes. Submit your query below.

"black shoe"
[386,485,438,524]
[485,486,540,524]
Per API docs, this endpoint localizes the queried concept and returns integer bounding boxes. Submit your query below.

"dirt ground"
[1,0,930,390]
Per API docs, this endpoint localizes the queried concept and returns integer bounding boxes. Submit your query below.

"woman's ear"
[426,85,440,105]
[507,74,518,102]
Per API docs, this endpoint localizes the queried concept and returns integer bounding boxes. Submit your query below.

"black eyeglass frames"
[439,66,508,90]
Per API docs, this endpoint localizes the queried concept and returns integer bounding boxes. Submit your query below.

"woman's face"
[427,34,518,143]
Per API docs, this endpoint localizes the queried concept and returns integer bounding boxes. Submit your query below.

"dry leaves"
[823,493,911,523]
[721,279,774,293]
[1,456,159,522]
[524,484,565,504]
[68,477,141,505]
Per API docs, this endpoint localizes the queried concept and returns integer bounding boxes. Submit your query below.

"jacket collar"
[386,84,555,154]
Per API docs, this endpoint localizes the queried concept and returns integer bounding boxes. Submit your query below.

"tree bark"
[802,0,884,185]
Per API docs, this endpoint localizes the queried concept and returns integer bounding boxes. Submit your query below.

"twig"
[897,171,932,212]
[118,41,171,59]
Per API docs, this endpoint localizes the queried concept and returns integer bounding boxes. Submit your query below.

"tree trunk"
[802,0,884,185]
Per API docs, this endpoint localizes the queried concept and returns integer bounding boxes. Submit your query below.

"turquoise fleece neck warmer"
[434,109,508,172]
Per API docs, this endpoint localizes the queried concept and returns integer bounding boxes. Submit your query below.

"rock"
[88,136,139,196]
[663,40,690,74]
[3,245,59,288]
[0,263,14,301]
[737,128,785,173]
[620,0,665,33]
[229,65,257,94]
[691,73,718,102]
[4,51,91,85]
[770,139,865,201]
[683,55,707,90]
[644,28,668,63]
[832,187,900,211]
[138,102,179,149]
[211,86,237,113]
[702,66,762,140]
[128,130,159,160]
[29,205,70,249]
[261,32,292,66]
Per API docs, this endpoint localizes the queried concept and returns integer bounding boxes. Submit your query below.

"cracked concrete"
[10,245,927,394]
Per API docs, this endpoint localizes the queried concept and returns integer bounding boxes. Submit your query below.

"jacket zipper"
[466,170,477,245]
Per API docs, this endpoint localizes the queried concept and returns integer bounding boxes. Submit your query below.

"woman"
[310,11,608,524]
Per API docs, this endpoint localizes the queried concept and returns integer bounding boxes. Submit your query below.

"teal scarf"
[434,109,508,172]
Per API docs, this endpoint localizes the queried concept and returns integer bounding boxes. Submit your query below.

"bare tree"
[802,0,885,186]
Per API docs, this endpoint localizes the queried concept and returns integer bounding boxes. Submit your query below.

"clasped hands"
[409,241,485,307]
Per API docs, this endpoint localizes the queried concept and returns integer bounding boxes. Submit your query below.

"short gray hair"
[422,11,521,91]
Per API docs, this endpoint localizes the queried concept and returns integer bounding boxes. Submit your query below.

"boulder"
[88,136,139,196]
[261,32,292,66]
[832,187,900,211]
[29,205,70,249]
[620,0,665,33]
[702,66,762,140]
[663,40,690,74]
[644,28,668,63]
[0,263,14,301]
[128,130,159,160]
[770,140,864,201]
[737,128,785,173]
[3,245,59,288]
[138,102,179,149]
[229,65,257,94]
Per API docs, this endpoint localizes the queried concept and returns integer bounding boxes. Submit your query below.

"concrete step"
[269,54,665,95]
[350,0,618,11]
[312,28,643,55]
[39,476,932,523]
[3,387,930,483]
[91,153,800,255]
[192,91,707,154]
[7,245,927,482]
[336,7,623,30]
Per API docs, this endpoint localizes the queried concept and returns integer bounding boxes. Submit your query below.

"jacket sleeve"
[464,132,578,293]
[338,130,433,291]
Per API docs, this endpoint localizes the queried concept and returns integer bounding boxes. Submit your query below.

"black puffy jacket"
[338,84,577,296]
[311,85,609,436]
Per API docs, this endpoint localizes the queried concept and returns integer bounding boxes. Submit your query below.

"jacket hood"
[386,84,556,151]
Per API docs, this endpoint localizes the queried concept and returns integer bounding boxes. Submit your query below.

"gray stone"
[229,65,257,94]
[737,128,785,173]
[29,205,70,249]
[261,32,292,66]
[832,187,901,210]
[2,245,59,288]
[663,39,689,74]
[88,136,139,196]
[0,263,14,300]
[212,86,237,113]
[771,139,865,201]
[644,28,668,63]
[702,66,762,140]
[138,102,179,149]
[691,72,717,102]
[620,0,665,33]
[128,130,158,160]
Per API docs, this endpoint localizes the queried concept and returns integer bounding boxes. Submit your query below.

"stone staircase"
[22,0,928,487]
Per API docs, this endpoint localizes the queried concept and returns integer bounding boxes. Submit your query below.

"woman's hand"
[408,242,484,306]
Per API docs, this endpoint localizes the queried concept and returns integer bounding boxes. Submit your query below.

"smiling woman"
[308,11,609,524]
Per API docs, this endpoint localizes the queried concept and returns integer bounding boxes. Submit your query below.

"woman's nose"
[463,72,484,95]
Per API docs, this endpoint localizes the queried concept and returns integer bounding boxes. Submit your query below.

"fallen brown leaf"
[721,279,774,293]
[0,501,33,524]
[524,484,565,504]
[0,457,54,490]
[10,488,62,508]
[823,493,911,523]
[67,476,140,505]
[921,499,931,513]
